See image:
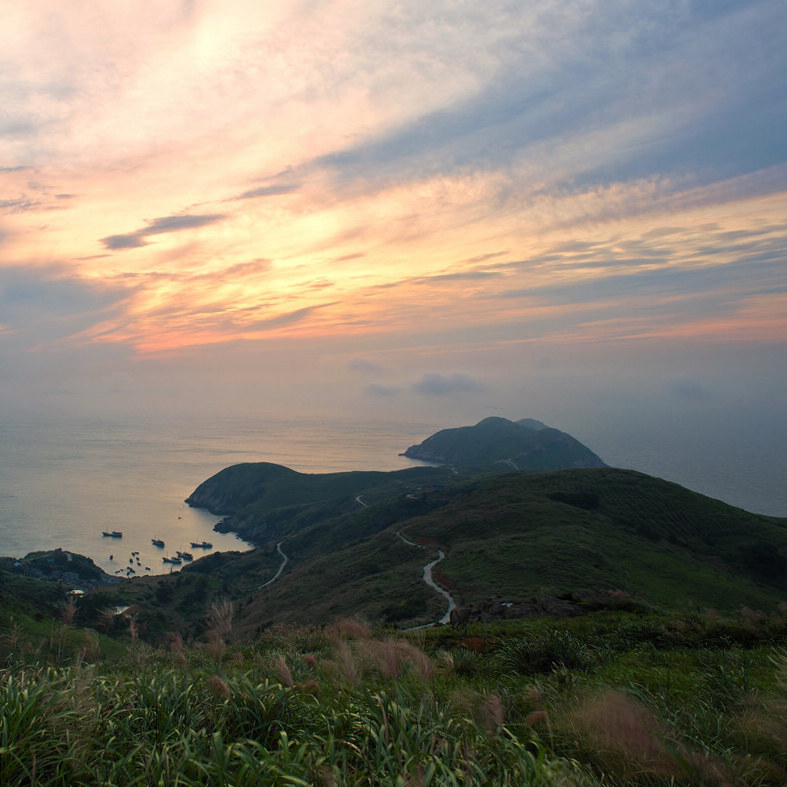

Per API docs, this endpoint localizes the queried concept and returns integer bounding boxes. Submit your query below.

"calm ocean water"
[1,413,784,578]
[0,414,429,577]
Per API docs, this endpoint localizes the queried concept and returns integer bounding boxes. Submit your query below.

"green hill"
[0,553,124,662]
[177,467,787,637]
[185,462,467,545]
[402,416,607,470]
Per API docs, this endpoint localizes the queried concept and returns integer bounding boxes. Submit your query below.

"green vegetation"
[0,563,125,665]
[401,416,606,470]
[175,467,787,635]
[3,609,787,784]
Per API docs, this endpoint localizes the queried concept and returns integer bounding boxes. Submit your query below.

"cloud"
[0,265,131,348]
[413,270,503,284]
[670,379,712,401]
[413,372,484,397]
[101,213,225,250]
[0,197,39,213]
[102,233,148,250]
[237,184,300,200]
[143,214,225,235]
[365,383,400,397]
[245,304,327,331]
[349,358,383,375]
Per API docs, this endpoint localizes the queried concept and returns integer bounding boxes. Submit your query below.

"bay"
[0,413,429,577]
[1,412,784,581]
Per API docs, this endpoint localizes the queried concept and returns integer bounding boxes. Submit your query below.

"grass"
[0,647,580,784]
[3,608,787,784]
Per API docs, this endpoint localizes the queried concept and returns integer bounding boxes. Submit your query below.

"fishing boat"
[162,556,182,565]
[176,551,194,561]
[151,538,165,548]
[102,530,123,538]
[190,541,213,549]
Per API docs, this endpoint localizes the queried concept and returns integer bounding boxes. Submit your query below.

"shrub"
[493,630,597,675]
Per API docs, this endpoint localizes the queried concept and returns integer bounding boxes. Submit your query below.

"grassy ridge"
[185,462,464,545]
[3,609,787,785]
[72,467,787,640]
[412,469,787,610]
[209,469,787,633]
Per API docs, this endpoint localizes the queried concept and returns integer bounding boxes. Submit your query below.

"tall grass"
[0,639,583,785]
[3,613,787,785]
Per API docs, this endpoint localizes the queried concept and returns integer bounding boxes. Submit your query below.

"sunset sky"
[2,1,786,463]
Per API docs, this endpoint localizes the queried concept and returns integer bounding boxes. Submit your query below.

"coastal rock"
[5,548,120,588]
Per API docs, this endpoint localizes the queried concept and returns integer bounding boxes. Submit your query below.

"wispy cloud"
[0,264,132,349]
[349,358,383,375]
[365,383,400,397]
[670,379,712,402]
[413,372,484,397]
[237,184,300,200]
[100,213,225,251]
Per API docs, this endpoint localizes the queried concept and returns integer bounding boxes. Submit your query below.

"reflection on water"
[0,414,431,576]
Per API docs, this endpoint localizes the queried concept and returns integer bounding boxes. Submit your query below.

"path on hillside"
[395,530,457,626]
[422,550,456,624]
[257,542,288,588]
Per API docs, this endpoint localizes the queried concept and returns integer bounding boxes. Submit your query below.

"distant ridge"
[401,416,606,471]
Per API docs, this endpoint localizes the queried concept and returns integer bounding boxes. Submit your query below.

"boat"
[162,556,182,565]
[151,538,165,548]
[176,551,194,561]
[190,541,213,549]
[102,531,123,538]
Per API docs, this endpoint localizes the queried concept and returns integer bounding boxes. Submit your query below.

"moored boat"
[176,551,194,561]
[102,530,123,538]
[151,538,165,547]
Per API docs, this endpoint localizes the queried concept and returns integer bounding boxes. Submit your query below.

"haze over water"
[1,412,785,580]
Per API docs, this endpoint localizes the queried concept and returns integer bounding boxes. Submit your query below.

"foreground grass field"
[3,607,787,785]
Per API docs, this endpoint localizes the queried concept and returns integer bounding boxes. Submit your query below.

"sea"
[0,413,428,578]
[1,412,785,578]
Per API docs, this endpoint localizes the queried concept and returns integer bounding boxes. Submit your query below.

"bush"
[493,630,597,675]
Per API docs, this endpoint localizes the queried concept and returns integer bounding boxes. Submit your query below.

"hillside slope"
[185,463,465,545]
[216,468,787,635]
[402,416,606,470]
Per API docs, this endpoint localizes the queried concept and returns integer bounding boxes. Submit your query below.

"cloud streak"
[101,213,226,251]
[413,372,484,397]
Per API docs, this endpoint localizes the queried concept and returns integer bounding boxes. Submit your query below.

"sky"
[1,1,786,500]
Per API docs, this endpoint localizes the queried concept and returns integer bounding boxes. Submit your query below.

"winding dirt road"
[396,530,457,626]
[257,542,288,588]
[256,498,457,628]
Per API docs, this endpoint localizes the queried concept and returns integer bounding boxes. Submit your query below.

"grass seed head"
[207,674,231,700]
[571,690,677,778]
[273,654,294,687]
